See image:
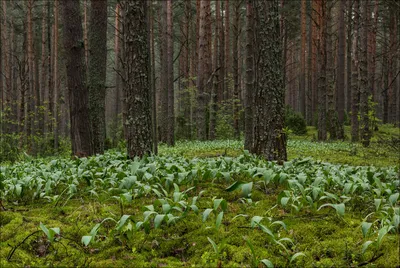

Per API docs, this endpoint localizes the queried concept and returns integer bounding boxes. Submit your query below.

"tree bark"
[232,0,241,139]
[196,0,209,140]
[88,0,108,154]
[224,0,231,100]
[336,0,345,138]
[317,0,327,141]
[61,0,93,156]
[359,0,370,147]
[166,0,174,146]
[121,1,153,158]
[299,0,306,118]
[346,0,352,114]
[351,0,360,142]
[252,0,287,162]
[244,0,254,151]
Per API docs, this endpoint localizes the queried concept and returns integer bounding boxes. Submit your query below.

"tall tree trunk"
[244,0,254,151]
[27,0,37,153]
[121,1,153,158]
[61,0,93,156]
[368,0,378,117]
[224,0,231,100]
[317,0,327,141]
[327,2,337,140]
[388,7,398,124]
[299,0,306,117]
[346,0,352,114]
[311,0,319,126]
[196,0,209,140]
[306,1,313,125]
[83,0,89,71]
[53,0,59,150]
[336,0,345,138]
[166,0,174,146]
[88,0,108,154]
[111,3,121,146]
[47,0,53,135]
[159,1,168,143]
[209,0,221,140]
[41,2,48,135]
[232,1,240,139]
[252,0,287,162]
[359,0,370,147]
[150,1,158,153]
[351,0,360,142]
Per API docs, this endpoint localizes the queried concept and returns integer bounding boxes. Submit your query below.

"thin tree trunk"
[232,1,240,139]
[244,0,254,151]
[346,0,352,114]
[54,1,59,150]
[196,0,209,140]
[317,0,327,141]
[299,0,306,117]
[159,1,168,143]
[150,1,158,153]
[359,0,370,147]
[336,0,345,138]
[209,0,220,140]
[224,0,230,100]
[166,0,174,146]
[351,0,360,142]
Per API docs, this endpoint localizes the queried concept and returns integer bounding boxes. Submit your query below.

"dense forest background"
[0,0,399,160]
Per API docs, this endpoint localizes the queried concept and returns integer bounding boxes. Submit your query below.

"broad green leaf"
[39,222,51,241]
[250,216,263,227]
[361,222,372,238]
[318,203,345,217]
[362,241,374,254]
[389,193,399,206]
[225,181,243,192]
[81,236,92,246]
[203,208,213,222]
[280,197,290,207]
[154,214,166,229]
[256,222,275,238]
[207,237,219,255]
[374,199,382,212]
[290,252,306,264]
[260,259,274,268]
[116,215,131,231]
[241,182,253,198]
[215,212,224,229]
[270,221,287,231]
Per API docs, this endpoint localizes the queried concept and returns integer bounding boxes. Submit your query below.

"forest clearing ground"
[0,126,399,267]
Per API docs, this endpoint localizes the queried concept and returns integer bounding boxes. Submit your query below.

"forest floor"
[1,125,399,267]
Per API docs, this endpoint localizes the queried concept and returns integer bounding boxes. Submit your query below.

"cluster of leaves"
[1,148,398,266]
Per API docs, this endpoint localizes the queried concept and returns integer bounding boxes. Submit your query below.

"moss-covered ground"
[1,125,399,267]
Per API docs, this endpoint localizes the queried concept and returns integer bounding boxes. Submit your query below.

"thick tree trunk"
[244,0,254,151]
[311,0,318,127]
[359,0,370,147]
[61,0,93,156]
[88,0,108,154]
[150,1,158,153]
[41,2,48,135]
[121,1,153,158]
[252,0,287,162]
